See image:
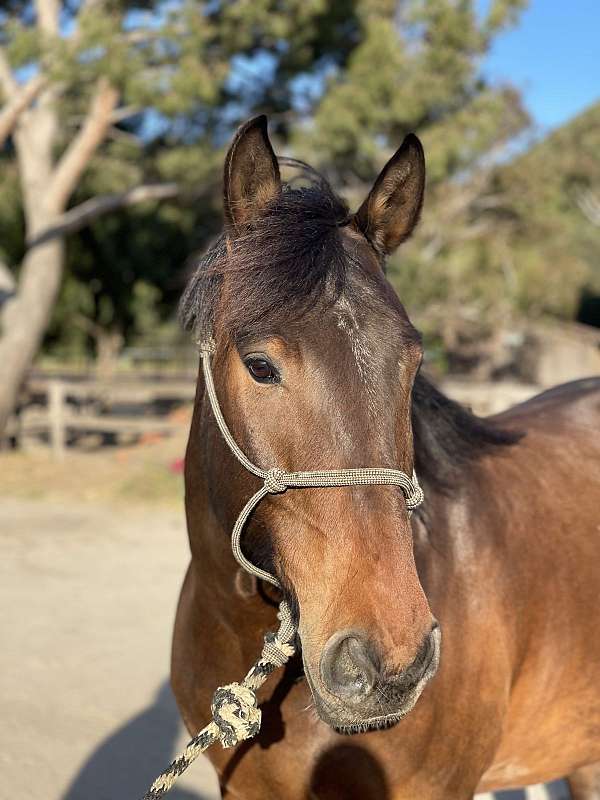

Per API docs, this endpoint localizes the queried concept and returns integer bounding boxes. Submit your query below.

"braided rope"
[142,603,295,800]
[141,340,424,799]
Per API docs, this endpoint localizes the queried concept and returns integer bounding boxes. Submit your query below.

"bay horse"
[172,115,600,799]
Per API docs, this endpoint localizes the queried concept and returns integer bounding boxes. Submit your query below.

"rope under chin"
[142,603,295,800]
[141,339,424,799]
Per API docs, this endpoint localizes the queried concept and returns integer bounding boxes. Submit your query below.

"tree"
[0,0,196,432]
[295,1,531,356]
[495,101,600,320]
[0,0,381,434]
[0,0,531,434]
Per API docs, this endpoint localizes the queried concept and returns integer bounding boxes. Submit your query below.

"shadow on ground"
[61,681,209,800]
[493,783,570,800]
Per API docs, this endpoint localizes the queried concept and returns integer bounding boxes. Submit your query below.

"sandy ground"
[0,496,220,800]
[0,494,572,800]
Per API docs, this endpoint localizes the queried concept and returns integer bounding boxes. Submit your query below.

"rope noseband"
[142,339,424,799]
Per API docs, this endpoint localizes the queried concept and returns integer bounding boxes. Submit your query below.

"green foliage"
[494,101,600,318]
[302,1,529,180]
[483,0,529,36]
[45,275,94,359]
[287,0,535,352]
[2,0,596,364]
[3,18,42,69]
[130,280,161,341]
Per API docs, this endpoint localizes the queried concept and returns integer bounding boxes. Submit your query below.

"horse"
[171,115,600,799]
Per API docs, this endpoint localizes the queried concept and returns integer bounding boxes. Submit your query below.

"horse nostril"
[320,631,379,703]
[381,625,439,703]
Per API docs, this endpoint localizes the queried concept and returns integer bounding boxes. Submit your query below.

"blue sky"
[481,0,600,131]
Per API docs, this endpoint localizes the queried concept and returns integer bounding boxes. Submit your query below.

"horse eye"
[245,357,278,384]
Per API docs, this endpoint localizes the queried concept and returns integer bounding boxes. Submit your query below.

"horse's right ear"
[223,115,281,231]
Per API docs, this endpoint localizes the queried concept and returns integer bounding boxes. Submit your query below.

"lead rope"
[141,339,424,799]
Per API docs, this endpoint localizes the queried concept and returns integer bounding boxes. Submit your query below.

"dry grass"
[0,410,191,508]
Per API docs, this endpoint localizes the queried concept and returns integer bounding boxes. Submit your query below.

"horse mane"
[179,160,353,344]
[411,373,521,488]
[180,161,520,490]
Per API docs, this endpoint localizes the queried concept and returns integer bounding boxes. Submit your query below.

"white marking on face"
[335,296,379,418]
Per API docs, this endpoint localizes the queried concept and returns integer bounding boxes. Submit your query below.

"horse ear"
[352,134,425,255]
[223,115,281,230]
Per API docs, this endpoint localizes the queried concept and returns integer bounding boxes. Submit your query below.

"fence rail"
[7,371,195,458]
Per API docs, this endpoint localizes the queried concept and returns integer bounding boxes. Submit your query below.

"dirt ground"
[0,495,222,800]
[0,406,570,800]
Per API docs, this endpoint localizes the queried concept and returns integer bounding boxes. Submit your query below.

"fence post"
[48,380,65,460]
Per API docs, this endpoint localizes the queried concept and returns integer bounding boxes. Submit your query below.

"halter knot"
[264,468,287,494]
[406,480,424,511]
[211,683,261,748]
[261,631,296,668]
[197,337,215,356]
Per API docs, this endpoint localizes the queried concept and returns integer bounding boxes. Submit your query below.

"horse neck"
[411,450,514,598]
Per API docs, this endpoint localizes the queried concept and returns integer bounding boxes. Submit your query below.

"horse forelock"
[179,174,352,344]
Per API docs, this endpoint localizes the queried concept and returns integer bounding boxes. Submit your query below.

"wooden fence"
[7,371,196,458]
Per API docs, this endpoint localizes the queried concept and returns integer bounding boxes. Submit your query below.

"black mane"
[181,163,520,489]
[179,165,352,344]
[411,373,521,488]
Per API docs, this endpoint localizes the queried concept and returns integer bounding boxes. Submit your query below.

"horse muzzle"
[304,623,441,734]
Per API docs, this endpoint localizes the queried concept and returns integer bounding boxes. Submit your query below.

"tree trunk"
[0,46,118,437]
[0,238,65,434]
[0,62,62,437]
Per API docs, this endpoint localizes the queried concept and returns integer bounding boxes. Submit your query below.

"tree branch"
[46,77,119,212]
[35,0,60,36]
[109,105,141,124]
[576,188,600,227]
[0,75,46,149]
[27,183,180,247]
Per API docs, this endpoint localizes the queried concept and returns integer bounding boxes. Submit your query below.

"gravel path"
[0,497,569,800]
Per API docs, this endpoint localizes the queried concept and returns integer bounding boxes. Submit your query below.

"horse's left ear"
[223,115,281,230]
[352,133,425,255]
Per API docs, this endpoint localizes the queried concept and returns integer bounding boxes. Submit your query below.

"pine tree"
[0,0,529,433]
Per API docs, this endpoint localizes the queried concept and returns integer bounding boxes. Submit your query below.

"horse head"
[182,116,440,734]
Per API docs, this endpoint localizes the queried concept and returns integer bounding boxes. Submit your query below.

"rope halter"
[141,338,424,799]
